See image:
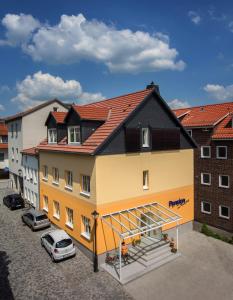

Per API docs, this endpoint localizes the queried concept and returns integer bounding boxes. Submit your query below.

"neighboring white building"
[0,121,9,177]
[22,148,39,208]
[6,100,68,192]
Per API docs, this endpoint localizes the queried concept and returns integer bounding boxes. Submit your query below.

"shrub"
[201,224,232,245]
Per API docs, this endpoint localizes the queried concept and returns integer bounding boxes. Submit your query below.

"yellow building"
[38,84,195,270]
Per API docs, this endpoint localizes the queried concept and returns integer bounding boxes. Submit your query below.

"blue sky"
[0,0,233,116]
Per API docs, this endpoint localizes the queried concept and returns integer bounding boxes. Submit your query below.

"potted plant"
[162,233,168,241]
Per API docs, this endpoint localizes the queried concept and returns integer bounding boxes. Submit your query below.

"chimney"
[53,107,58,112]
[146,81,160,94]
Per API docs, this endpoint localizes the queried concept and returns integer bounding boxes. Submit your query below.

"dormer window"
[48,128,57,143]
[68,126,81,144]
[142,128,150,147]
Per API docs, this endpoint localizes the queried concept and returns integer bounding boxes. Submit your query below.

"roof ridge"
[173,100,233,111]
[82,88,150,107]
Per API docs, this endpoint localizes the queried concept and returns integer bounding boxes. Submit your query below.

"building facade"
[0,121,8,176]
[174,103,233,234]
[6,100,68,193]
[22,148,39,208]
[38,85,195,257]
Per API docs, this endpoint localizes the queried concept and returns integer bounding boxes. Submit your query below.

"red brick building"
[174,102,233,233]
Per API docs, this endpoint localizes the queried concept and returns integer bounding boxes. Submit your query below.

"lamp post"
[91,210,99,272]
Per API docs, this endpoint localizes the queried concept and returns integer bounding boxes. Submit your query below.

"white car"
[41,229,76,262]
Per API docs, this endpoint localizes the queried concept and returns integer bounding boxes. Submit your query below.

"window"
[52,167,59,184]
[66,207,73,228]
[15,123,18,138]
[1,136,7,143]
[43,196,48,212]
[81,216,91,239]
[29,168,33,181]
[11,124,14,138]
[219,175,229,188]
[187,130,192,137]
[16,148,19,162]
[68,126,81,144]
[33,169,37,184]
[143,170,149,190]
[201,201,211,214]
[12,147,14,161]
[219,205,230,219]
[0,153,4,161]
[216,146,227,159]
[142,128,150,147]
[201,146,211,158]
[53,201,60,219]
[43,165,48,180]
[201,173,211,185]
[65,170,73,189]
[81,175,90,196]
[48,128,57,143]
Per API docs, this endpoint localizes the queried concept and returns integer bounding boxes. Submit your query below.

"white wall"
[22,154,39,208]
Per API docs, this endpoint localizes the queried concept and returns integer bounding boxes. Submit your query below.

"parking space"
[0,189,131,300]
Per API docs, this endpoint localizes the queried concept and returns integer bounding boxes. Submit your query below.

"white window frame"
[142,128,150,147]
[143,170,149,190]
[201,201,211,214]
[201,173,211,185]
[53,201,60,219]
[187,130,192,137]
[81,216,91,240]
[65,170,73,190]
[80,175,90,196]
[201,146,211,158]
[43,165,48,181]
[33,169,37,184]
[216,146,227,159]
[43,195,48,212]
[219,205,230,219]
[48,128,57,144]
[219,175,230,188]
[68,126,81,144]
[66,207,74,228]
[52,167,59,185]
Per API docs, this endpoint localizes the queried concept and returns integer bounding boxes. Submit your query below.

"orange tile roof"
[21,147,38,156]
[38,88,153,154]
[0,123,8,135]
[51,111,67,124]
[0,144,8,149]
[173,102,233,128]
[73,105,109,121]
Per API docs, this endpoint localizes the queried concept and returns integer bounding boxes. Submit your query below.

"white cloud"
[204,83,233,101]
[0,13,40,46]
[0,104,5,111]
[229,21,233,33]
[188,11,201,25]
[11,71,105,108]
[168,99,190,109]
[0,13,186,73]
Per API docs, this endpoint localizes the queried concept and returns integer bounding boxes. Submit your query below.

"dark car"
[3,194,25,210]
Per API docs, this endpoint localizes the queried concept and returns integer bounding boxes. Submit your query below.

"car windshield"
[56,238,72,248]
[36,215,48,221]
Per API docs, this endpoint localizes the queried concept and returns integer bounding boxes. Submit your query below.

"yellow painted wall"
[96,149,193,204]
[39,149,194,255]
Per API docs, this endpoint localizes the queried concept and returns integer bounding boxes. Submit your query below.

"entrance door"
[140,213,162,240]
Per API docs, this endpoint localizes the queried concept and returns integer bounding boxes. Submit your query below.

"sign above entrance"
[169,198,189,208]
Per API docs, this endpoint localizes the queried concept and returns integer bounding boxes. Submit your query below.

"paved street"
[0,189,131,300]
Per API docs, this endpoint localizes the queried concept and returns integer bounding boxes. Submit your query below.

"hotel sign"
[169,198,189,208]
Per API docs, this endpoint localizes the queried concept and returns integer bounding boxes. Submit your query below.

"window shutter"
[151,128,180,150]
[125,128,141,152]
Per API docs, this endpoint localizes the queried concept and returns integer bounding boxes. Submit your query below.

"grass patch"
[201,224,233,244]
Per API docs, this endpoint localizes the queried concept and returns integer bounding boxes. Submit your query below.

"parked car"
[22,209,51,231]
[41,229,76,262]
[3,194,24,210]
